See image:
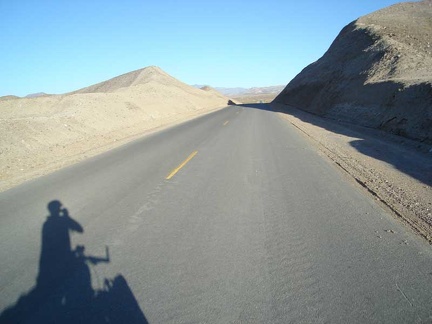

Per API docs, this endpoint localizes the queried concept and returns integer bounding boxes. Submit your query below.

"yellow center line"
[166,151,198,180]
[223,120,229,126]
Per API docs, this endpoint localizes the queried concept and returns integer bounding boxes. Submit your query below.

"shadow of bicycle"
[0,200,148,324]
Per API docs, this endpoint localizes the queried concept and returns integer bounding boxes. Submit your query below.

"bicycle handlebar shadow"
[0,200,148,324]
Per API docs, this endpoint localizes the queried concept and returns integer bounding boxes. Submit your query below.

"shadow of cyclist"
[0,200,148,324]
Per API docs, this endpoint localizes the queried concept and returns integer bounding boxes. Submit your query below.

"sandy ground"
[0,104,225,193]
[0,67,228,192]
[273,103,432,242]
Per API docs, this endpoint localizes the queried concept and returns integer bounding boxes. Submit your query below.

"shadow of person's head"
[48,200,63,217]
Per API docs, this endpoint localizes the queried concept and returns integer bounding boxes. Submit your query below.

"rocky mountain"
[274,0,432,143]
[25,92,50,98]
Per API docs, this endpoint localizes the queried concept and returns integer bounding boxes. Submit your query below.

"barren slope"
[275,0,432,143]
[0,66,228,191]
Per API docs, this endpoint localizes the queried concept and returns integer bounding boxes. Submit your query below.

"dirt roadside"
[0,106,225,193]
[273,103,432,243]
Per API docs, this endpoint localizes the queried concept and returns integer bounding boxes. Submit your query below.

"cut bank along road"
[1,105,432,323]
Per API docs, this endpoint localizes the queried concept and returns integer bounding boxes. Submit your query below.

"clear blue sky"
[0,0,408,96]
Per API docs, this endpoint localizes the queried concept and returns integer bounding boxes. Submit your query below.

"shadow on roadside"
[0,200,148,324]
[237,103,432,187]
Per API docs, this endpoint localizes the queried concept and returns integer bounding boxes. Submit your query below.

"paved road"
[1,105,432,323]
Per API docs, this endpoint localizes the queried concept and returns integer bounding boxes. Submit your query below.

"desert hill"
[213,85,284,97]
[73,66,166,93]
[205,85,284,104]
[228,85,284,103]
[0,93,49,101]
[25,92,50,98]
[0,95,20,101]
[0,66,228,191]
[72,66,208,96]
[198,85,230,100]
[274,0,432,143]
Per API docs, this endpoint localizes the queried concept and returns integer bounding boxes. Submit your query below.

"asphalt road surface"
[1,105,432,323]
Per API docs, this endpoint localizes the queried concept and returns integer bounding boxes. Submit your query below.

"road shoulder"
[273,103,432,242]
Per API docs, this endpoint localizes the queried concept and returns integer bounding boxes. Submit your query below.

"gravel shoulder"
[273,103,432,242]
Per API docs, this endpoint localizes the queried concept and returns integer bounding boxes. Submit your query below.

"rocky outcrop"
[275,0,432,143]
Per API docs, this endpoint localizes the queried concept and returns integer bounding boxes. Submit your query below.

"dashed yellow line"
[223,120,229,126]
[166,151,198,180]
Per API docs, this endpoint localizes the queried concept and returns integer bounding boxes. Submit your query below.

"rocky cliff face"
[275,0,432,143]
